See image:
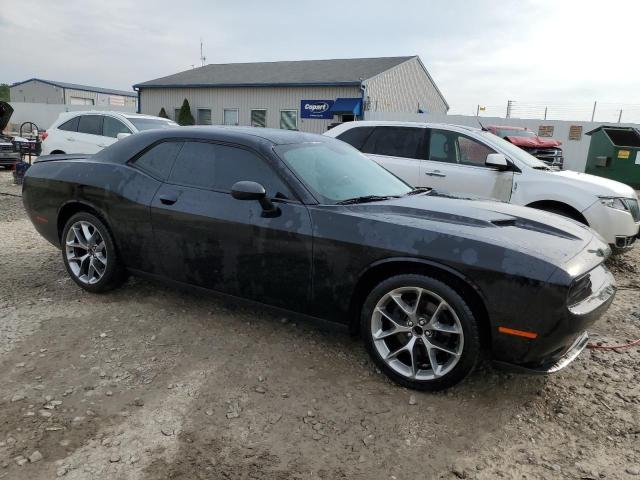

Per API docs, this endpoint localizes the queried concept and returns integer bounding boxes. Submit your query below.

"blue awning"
[329,97,362,115]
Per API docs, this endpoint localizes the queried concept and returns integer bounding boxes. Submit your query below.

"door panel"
[150,186,313,312]
[366,154,421,186]
[423,129,514,201]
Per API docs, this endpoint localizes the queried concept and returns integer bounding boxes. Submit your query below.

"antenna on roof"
[200,38,206,67]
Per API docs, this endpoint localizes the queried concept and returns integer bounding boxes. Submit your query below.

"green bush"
[177,99,194,126]
[158,107,168,118]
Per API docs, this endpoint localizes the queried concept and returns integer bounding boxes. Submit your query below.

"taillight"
[40,131,48,141]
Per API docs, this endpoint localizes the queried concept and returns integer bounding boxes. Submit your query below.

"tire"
[538,207,587,225]
[360,274,480,391]
[61,212,127,293]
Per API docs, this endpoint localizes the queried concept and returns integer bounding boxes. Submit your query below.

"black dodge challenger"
[22,127,616,390]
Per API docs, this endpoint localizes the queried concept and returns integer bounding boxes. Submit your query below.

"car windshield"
[478,131,550,169]
[126,118,178,131]
[275,140,412,204]
[496,128,536,138]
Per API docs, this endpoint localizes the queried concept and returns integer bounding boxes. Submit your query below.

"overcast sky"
[3,0,640,117]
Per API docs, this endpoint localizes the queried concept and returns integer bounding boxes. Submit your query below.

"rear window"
[133,141,183,180]
[362,126,425,159]
[58,116,79,132]
[77,115,103,136]
[336,126,375,150]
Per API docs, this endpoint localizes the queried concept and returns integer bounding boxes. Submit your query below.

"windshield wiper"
[405,187,432,196]
[336,195,399,205]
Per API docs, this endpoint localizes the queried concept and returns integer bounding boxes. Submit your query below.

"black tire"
[61,212,127,293]
[360,274,480,391]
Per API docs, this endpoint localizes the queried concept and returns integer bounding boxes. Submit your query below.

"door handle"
[159,193,178,205]
[66,137,75,142]
[98,144,106,148]
[425,170,446,178]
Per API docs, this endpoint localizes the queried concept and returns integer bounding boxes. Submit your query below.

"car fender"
[511,172,597,213]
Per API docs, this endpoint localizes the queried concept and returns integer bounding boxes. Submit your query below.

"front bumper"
[582,200,640,247]
[494,331,589,374]
[0,152,20,166]
[491,262,616,373]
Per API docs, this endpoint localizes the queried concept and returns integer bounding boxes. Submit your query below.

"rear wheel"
[61,212,126,293]
[361,274,480,390]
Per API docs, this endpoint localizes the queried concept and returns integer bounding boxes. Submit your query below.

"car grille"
[627,198,640,222]
[0,143,15,152]
[524,147,564,167]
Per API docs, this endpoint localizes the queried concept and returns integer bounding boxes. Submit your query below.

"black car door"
[150,140,313,312]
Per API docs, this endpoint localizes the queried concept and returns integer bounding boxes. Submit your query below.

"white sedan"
[325,121,640,251]
[41,111,177,155]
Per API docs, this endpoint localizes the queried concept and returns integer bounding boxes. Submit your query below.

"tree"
[158,107,168,118]
[0,84,9,102]
[177,99,194,126]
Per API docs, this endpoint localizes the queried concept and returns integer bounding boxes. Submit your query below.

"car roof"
[329,120,482,133]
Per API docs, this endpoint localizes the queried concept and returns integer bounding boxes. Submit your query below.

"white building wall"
[363,57,448,114]
[139,85,361,134]
[10,80,64,104]
[365,111,640,173]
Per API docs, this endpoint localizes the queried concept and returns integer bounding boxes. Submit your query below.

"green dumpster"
[585,126,640,188]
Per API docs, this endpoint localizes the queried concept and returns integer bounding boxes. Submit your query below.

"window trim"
[250,108,268,128]
[161,138,302,203]
[222,108,240,126]
[196,107,213,126]
[279,109,298,130]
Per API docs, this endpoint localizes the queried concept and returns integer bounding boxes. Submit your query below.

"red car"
[486,125,563,169]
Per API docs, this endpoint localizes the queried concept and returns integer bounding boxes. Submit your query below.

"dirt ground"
[0,170,639,480]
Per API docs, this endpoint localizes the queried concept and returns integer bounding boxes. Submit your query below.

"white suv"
[325,121,640,250]
[41,111,178,155]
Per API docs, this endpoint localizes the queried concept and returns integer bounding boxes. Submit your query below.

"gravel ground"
[0,170,639,479]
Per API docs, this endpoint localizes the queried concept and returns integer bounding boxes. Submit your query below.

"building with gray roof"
[134,56,447,133]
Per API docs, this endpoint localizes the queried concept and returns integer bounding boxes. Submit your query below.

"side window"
[103,117,132,138]
[456,135,496,167]
[362,127,424,159]
[58,116,79,132]
[133,141,183,180]
[169,141,293,198]
[428,129,497,166]
[77,115,103,136]
[428,130,457,163]
[336,127,374,150]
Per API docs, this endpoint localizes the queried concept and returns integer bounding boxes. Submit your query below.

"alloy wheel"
[65,221,107,285]
[371,286,464,381]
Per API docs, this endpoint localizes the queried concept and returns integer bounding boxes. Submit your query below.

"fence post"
[591,101,597,121]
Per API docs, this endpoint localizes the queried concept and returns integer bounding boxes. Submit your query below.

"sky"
[3,0,640,119]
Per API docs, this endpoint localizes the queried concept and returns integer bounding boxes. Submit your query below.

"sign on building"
[568,125,582,141]
[538,125,554,137]
[109,95,125,106]
[301,100,334,119]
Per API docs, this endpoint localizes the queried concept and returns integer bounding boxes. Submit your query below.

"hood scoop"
[490,216,581,240]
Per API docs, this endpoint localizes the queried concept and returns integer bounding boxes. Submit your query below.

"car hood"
[505,135,562,148]
[339,193,606,270]
[550,170,637,198]
[0,101,13,133]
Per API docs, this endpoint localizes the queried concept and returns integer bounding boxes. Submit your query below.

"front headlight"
[599,197,630,212]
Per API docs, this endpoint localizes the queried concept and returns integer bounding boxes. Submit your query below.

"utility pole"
[618,109,623,123]
[200,38,206,67]
[544,107,548,120]
[476,104,480,116]
[506,100,512,119]
[591,101,597,122]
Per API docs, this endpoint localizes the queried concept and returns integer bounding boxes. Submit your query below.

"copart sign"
[300,100,334,119]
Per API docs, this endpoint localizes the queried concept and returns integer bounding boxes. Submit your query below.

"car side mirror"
[231,181,280,217]
[116,133,131,141]
[485,153,509,171]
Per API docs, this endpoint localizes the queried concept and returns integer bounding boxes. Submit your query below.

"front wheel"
[61,212,126,293]
[361,274,480,391]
